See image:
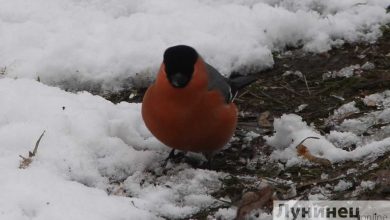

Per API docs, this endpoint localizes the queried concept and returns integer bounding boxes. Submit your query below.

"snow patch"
[326,131,361,149]
[361,61,375,70]
[363,90,390,107]
[214,207,237,220]
[360,180,376,191]
[0,78,225,219]
[334,180,353,191]
[322,64,361,79]
[0,0,389,90]
[266,114,390,166]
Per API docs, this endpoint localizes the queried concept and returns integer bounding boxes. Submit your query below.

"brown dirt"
[103,26,390,219]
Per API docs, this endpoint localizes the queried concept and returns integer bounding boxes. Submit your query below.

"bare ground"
[102,26,390,219]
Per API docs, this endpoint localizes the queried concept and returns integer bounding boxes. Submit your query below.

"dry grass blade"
[295,136,332,167]
[19,130,46,169]
[297,175,347,190]
[280,83,303,96]
[31,130,46,156]
[302,73,311,95]
[257,90,286,106]
[295,136,320,146]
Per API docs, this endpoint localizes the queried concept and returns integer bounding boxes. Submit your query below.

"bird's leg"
[163,149,188,167]
[167,149,176,159]
[163,149,176,165]
[203,152,215,169]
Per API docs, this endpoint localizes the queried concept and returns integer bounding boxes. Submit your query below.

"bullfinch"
[142,45,257,159]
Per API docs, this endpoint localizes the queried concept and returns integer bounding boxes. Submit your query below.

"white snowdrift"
[266,113,390,167]
[0,0,389,90]
[0,78,389,219]
[0,78,224,219]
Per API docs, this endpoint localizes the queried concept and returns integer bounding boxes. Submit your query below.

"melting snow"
[0,78,225,219]
[0,0,389,90]
[0,1,390,219]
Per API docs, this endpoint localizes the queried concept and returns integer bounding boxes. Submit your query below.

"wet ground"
[102,26,390,219]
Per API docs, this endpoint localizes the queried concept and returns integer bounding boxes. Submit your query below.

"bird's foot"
[162,149,187,167]
[202,152,215,169]
[166,149,176,161]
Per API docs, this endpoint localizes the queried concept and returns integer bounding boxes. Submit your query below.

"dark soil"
[103,26,390,219]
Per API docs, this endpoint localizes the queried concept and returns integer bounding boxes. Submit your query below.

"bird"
[141,45,257,160]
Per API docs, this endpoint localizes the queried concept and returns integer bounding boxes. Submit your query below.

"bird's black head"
[163,45,198,88]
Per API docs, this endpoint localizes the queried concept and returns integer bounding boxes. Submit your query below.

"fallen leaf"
[258,111,272,128]
[235,185,274,220]
[295,137,332,167]
[19,156,33,169]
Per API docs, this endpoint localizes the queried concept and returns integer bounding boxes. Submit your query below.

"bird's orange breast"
[141,59,237,153]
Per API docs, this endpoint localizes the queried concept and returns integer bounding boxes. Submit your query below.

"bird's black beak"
[168,72,191,88]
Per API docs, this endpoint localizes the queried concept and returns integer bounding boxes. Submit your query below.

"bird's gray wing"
[205,62,233,103]
[205,62,258,103]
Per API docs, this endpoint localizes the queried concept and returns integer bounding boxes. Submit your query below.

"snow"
[123,167,223,219]
[266,113,390,166]
[360,180,376,190]
[308,192,327,200]
[295,104,308,113]
[265,90,390,166]
[333,101,360,117]
[347,168,358,175]
[243,131,261,143]
[363,90,390,107]
[1,169,157,220]
[334,180,353,191]
[361,61,376,70]
[322,64,361,79]
[214,207,237,220]
[326,131,361,149]
[336,65,361,78]
[338,95,390,137]
[282,70,303,78]
[0,1,390,218]
[0,0,389,91]
[0,78,225,219]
